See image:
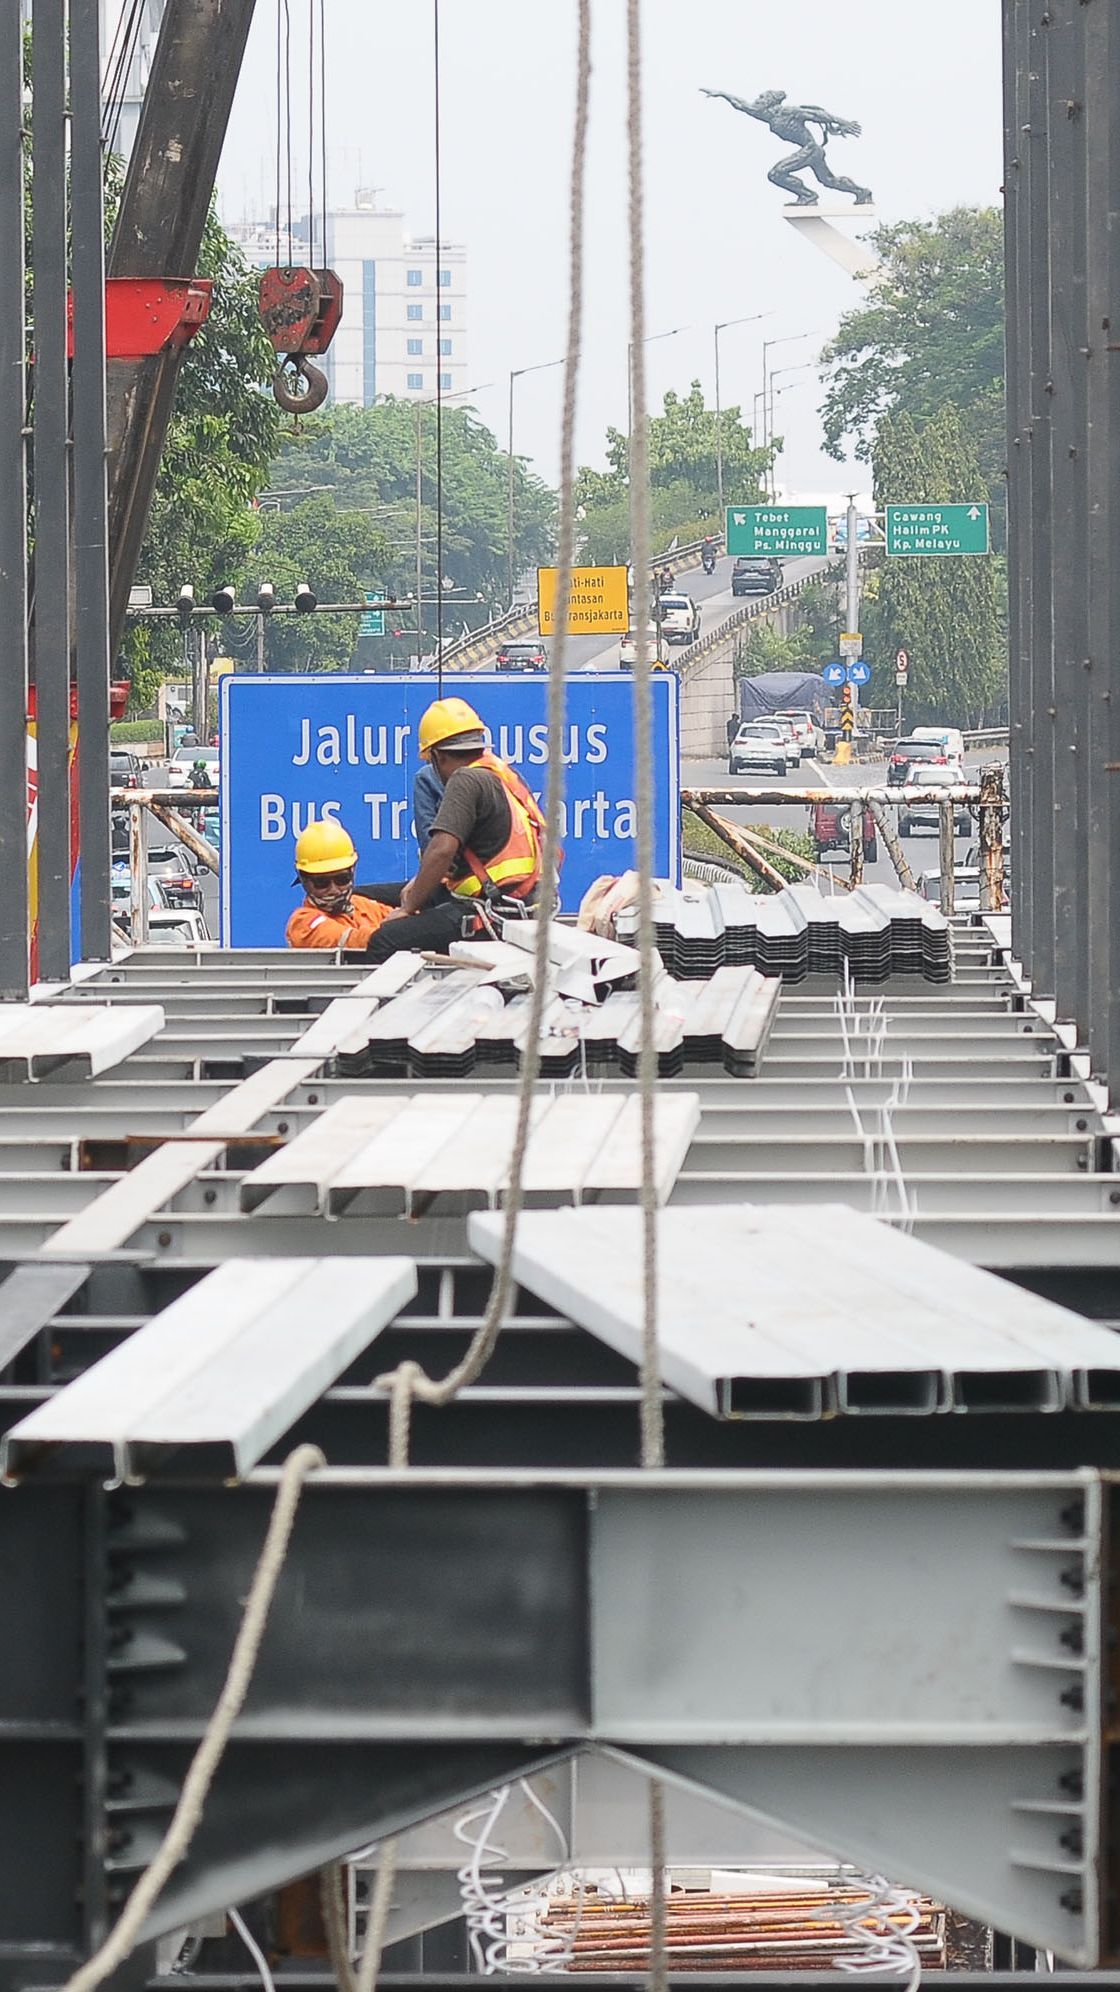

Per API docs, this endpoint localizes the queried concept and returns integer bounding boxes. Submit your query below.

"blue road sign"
[220,671,681,945]
[823,661,847,687]
[846,660,872,686]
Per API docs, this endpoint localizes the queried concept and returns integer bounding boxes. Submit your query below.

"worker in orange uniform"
[286,821,392,950]
[361,696,551,962]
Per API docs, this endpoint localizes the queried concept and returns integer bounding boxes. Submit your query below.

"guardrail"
[963,727,1010,748]
[682,767,1010,917]
[441,535,731,673]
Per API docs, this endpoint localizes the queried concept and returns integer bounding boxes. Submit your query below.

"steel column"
[1003,0,1033,975]
[1025,0,1055,999]
[1080,2,1113,1080]
[0,0,30,998]
[71,0,113,964]
[1045,0,1089,1031]
[31,0,72,982]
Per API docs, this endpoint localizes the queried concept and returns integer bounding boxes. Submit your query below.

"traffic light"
[176,583,195,627]
[294,582,317,614]
[256,582,276,615]
[840,683,853,707]
[211,584,235,616]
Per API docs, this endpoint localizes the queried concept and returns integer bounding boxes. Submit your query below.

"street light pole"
[627,325,687,446]
[506,357,565,611]
[713,311,770,516]
[761,330,823,500]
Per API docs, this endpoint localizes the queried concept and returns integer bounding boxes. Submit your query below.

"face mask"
[304,869,354,914]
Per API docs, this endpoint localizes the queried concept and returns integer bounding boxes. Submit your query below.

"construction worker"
[286,820,392,951]
[361,695,550,962]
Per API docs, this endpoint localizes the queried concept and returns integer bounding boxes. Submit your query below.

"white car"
[897,763,974,836]
[147,907,213,946]
[728,723,790,777]
[619,627,669,670]
[774,709,824,760]
[911,725,966,764]
[768,718,802,770]
[656,593,701,644]
[166,745,219,788]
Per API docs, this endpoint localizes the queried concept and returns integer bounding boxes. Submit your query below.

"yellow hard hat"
[294,820,358,874]
[418,696,486,761]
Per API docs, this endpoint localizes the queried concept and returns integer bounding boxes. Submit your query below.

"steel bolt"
[157,1230,172,1248]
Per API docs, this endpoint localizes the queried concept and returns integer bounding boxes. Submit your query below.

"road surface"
[476,551,834,674]
[681,746,1008,891]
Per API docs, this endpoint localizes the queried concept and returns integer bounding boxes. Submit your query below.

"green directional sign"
[360,592,386,635]
[885,503,990,557]
[726,504,829,558]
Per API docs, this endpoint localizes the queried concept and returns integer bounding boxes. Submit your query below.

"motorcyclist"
[701,537,717,576]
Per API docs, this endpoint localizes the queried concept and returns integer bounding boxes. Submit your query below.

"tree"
[121,208,282,707]
[575,382,772,561]
[865,407,1004,724]
[266,398,555,618]
[819,208,1005,497]
[246,498,392,672]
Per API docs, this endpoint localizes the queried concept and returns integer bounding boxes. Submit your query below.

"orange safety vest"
[449,751,550,901]
[286,894,391,950]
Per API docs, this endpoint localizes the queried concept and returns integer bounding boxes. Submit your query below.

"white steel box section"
[0,1001,164,1078]
[241,1093,702,1216]
[1,1256,417,1480]
[469,1204,1120,1417]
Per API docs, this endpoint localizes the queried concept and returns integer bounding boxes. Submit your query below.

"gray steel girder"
[2,1470,1116,1964]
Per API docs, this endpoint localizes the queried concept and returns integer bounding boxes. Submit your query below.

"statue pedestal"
[781,204,881,282]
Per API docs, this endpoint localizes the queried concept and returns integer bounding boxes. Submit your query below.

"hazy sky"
[217,0,1003,498]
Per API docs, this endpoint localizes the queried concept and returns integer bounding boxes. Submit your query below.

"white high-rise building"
[228,189,469,409]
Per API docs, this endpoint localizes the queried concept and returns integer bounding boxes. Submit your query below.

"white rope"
[354,1840,399,1992]
[63,1444,326,1992]
[372,0,592,1467]
[626,0,663,1476]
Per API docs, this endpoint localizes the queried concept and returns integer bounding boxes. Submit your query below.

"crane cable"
[434,0,445,689]
[625,9,669,1992]
[371,0,592,1472]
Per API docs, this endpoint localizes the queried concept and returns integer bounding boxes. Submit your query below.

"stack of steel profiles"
[334,962,781,1082]
[543,1885,946,1972]
[620,884,951,984]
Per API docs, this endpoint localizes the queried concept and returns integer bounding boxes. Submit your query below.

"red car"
[495,641,547,673]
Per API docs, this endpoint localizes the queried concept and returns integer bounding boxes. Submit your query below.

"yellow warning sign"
[537,564,629,636]
[840,708,855,735]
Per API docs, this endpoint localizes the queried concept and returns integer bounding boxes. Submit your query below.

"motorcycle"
[701,546,716,576]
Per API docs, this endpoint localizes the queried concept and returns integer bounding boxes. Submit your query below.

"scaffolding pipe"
[866,797,917,894]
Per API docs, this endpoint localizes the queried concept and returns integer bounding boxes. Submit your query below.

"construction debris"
[542,1881,947,1972]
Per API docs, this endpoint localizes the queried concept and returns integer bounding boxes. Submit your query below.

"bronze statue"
[702,89,873,206]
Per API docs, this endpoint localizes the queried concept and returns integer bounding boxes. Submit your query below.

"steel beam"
[1,1471,1113,1958]
[31,0,72,981]
[0,0,29,999]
